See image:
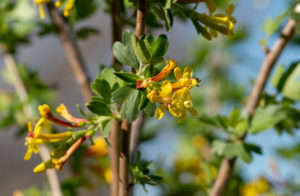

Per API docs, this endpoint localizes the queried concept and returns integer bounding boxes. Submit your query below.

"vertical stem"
[110,0,122,195]
[110,120,121,196]
[129,112,145,162]
[209,19,297,196]
[111,0,122,69]
[118,1,147,195]
[135,0,147,37]
[2,51,63,196]
[46,4,92,102]
[119,120,131,196]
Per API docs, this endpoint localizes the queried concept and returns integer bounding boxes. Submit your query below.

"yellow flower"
[38,104,51,118]
[195,4,236,37]
[33,159,55,173]
[172,66,200,90]
[240,176,270,196]
[56,104,88,124]
[255,176,269,193]
[104,168,112,183]
[86,136,108,157]
[172,87,198,122]
[38,104,87,127]
[33,0,52,19]
[24,119,72,160]
[151,60,177,82]
[63,0,75,17]
[137,60,177,89]
[148,81,185,120]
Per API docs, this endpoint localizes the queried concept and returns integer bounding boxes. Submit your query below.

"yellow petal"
[226,4,235,16]
[32,143,40,154]
[174,67,183,81]
[183,66,193,78]
[38,5,45,19]
[28,122,33,132]
[161,81,172,98]
[155,104,166,119]
[24,149,32,160]
[150,95,164,103]
[38,104,51,118]
[189,107,198,116]
[168,101,183,117]
[178,111,187,123]
[181,87,189,100]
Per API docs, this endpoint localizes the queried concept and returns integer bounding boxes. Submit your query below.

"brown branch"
[109,0,122,195]
[209,19,297,196]
[111,0,122,69]
[46,4,92,102]
[2,51,63,196]
[110,120,121,196]
[129,112,145,162]
[118,1,147,195]
[135,0,147,37]
[119,120,132,196]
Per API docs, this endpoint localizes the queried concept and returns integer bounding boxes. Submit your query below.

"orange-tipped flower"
[56,104,88,124]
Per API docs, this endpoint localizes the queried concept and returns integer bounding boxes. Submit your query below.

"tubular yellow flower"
[172,66,200,90]
[137,60,178,89]
[147,81,185,121]
[38,104,86,127]
[151,59,177,82]
[24,118,72,160]
[64,0,75,17]
[38,104,51,118]
[33,160,55,173]
[56,104,88,124]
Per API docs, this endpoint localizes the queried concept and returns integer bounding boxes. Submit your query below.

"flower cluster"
[240,176,270,196]
[194,1,236,38]
[137,60,200,123]
[24,104,93,173]
[33,0,75,19]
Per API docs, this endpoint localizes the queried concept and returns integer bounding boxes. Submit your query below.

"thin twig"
[135,0,147,37]
[111,0,122,69]
[209,19,297,196]
[46,4,92,102]
[119,120,131,196]
[129,112,145,162]
[2,51,63,196]
[118,1,147,195]
[109,0,122,195]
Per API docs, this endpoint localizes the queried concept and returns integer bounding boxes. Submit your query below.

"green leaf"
[151,34,169,58]
[75,27,99,39]
[131,35,151,64]
[144,102,156,117]
[163,8,173,32]
[138,90,149,111]
[113,30,139,69]
[114,72,140,84]
[281,63,300,100]
[96,68,125,88]
[212,140,227,155]
[121,89,142,122]
[91,79,111,103]
[250,105,286,133]
[271,64,285,88]
[262,12,286,37]
[112,86,133,103]
[86,100,112,116]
